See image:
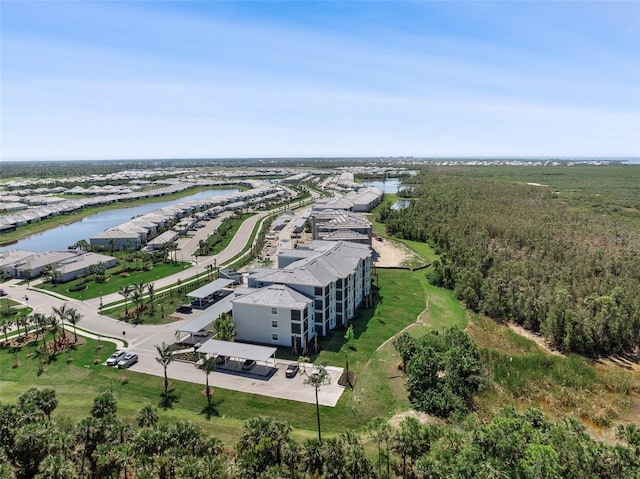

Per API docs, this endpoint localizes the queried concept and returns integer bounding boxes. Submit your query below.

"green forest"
[380,166,640,356]
[2,388,639,479]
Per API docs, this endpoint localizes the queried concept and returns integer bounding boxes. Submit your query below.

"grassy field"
[37,261,193,300]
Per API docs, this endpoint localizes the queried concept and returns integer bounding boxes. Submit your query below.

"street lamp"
[122,331,127,347]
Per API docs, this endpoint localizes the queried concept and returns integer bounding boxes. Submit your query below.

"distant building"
[310,209,372,245]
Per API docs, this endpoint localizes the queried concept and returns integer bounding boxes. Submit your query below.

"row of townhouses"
[89,182,289,251]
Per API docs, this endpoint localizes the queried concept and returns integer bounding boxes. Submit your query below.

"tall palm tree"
[118,286,131,315]
[48,315,59,353]
[201,356,216,408]
[131,289,142,323]
[146,282,155,314]
[304,364,331,443]
[51,304,70,346]
[13,315,23,340]
[32,313,48,349]
[135,281,146,313]
[0,317,11,344]
[155,342,173,399]
[67,308,82,343]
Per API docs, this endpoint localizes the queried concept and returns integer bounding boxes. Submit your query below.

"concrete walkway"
[3,190,346,406]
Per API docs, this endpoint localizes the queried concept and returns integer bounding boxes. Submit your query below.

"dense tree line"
[380,171,640,356]
[2,388,639,478]
[394,328,483,418]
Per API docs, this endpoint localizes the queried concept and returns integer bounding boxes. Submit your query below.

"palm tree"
[48,315,59,353]
[304,363,331,443]
[52,304,70,346]
[67,308,82,343]
[0,317,11,344]
[118,286,131,315]
[146,282,155,314]
[32,313,48,350]
[155,342,173,400]
[213,312,235,342]
[201,356,216,409]
[13,315,23,340]
[135,281,146,312]
[136,404,159,428]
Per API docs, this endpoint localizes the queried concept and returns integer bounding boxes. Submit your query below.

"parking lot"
[122,353,345,406]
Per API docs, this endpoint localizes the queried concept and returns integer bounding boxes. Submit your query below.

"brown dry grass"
[467,315,640,441]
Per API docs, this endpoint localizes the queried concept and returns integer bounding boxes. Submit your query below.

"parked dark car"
[241,359,256,371]
[106,351,126,366]
[177,304,192,313]
[117,353,138,369]
[285,363,299,378]
[0,289,6,297]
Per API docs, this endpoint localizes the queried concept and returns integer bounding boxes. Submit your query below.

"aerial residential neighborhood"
[2,0,639,477]
[0,165,389,408]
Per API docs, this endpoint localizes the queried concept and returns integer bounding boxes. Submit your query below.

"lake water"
[391,199,411,210]
[361,178,401,194]
[0,188,238,253]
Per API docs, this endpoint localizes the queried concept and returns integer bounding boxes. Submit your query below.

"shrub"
[68,284,87,292]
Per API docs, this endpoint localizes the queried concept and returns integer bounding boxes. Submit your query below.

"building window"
[291,322,301,334]
[314,287,323,296]
[291,309,301,321]
[272,333,278,341]
[272,320,278,328]
[271,307,277,315]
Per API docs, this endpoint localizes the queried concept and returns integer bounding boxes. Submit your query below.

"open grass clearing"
[37,261,192,300]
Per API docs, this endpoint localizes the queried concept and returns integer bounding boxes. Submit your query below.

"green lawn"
[1,267,463,442]
[37,261,192,300]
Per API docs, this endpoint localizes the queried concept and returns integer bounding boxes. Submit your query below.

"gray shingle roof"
[232,284,313,308]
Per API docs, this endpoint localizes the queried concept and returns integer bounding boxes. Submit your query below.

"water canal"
[0,188,239,253]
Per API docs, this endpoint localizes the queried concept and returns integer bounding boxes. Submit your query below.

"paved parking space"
[125,355,345,406]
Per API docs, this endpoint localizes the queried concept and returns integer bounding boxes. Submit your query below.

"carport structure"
[175,296,233,344]
[187,278,233,308]
[197,339,277,376]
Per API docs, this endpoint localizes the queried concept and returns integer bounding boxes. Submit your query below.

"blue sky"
[2,0,639,161]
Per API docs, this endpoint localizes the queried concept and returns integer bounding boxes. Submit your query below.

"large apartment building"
[233,241,372,347]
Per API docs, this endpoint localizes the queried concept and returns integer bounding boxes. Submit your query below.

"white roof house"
[55,252,117,283]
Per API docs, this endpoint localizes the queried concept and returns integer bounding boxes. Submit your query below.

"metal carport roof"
[175,296,233,334]
[187,278,234,299]
[197,339,277,363]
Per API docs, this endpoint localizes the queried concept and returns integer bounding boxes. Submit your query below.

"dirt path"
[372,238,407,267]
[506,323,563,356]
